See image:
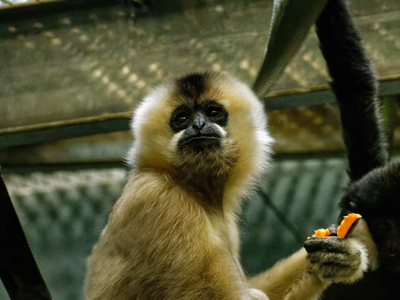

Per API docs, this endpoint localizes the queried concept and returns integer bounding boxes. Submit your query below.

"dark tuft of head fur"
[340,163,400,219]
[175,73,209,101]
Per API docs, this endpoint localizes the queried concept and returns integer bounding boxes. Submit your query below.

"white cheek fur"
[169,131,184,151]
[215,124,227,137]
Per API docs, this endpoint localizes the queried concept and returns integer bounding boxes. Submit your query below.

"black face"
[169,100,228,152]
[340,164,400,272]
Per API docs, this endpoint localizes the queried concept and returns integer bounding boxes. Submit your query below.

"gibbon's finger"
[307,250,362,266]
[304,237,326,253]
[304,236,346,253]
[327,224,337,236]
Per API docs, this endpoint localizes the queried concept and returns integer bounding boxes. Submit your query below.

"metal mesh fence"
[0,156,349,299]
[240,157,348,275]
[1,169,126,300]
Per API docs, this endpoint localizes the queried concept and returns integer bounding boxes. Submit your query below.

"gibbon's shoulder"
[121,169,177,199]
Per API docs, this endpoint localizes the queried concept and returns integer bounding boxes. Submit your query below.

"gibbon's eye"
[206,107,222,118]
[170,105,192,132]
[174,112,189,124]
[201,100,228,126]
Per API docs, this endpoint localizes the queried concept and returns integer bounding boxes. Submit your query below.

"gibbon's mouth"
[178,133,221,151]
[180,133,221,147]
[381,253,400,272]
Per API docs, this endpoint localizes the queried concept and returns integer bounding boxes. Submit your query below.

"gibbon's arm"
[316,0,388,182]
[249,249,327,300]
[248,237,367,300]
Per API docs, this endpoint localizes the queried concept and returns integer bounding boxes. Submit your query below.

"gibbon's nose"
[192,112,206,130]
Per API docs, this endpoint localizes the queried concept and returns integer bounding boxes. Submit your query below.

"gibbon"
[86,72,367,300]
[315,0,400,299]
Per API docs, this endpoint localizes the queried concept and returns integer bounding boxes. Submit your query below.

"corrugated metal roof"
[0,0,399,162]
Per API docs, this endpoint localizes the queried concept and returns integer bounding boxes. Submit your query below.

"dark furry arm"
[315,0,388,181]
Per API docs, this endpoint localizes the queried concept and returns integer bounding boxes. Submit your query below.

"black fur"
[316,0,388,182]
[323,270,400,299]
[315,0,400,299]
[176,73,207,102]
[341,164,400,218]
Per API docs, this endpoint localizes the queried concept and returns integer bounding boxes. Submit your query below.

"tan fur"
[249,249,328,300]
[86,72,366,300]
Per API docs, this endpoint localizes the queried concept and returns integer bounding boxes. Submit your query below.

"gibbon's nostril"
[193,113,206,130]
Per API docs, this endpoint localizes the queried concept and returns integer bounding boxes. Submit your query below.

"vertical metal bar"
[0,173,52,300]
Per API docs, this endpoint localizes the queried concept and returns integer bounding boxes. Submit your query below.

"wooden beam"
[1,77,399,149]
[0,112,131,148]
[264,76,400,111]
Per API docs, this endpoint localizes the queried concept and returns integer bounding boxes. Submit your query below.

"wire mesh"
[0,157,349,299]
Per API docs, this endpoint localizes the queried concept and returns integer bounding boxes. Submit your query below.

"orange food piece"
[337,213,362,238]
[306,213,362,240]
[307,228,331,239]
[313,228,331,237]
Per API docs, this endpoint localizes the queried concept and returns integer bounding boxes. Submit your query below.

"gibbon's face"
[342,164,400,272]
[169,98,228,154]
[129,72,272,178]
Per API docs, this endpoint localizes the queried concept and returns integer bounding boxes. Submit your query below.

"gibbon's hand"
[304,236,367,283]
